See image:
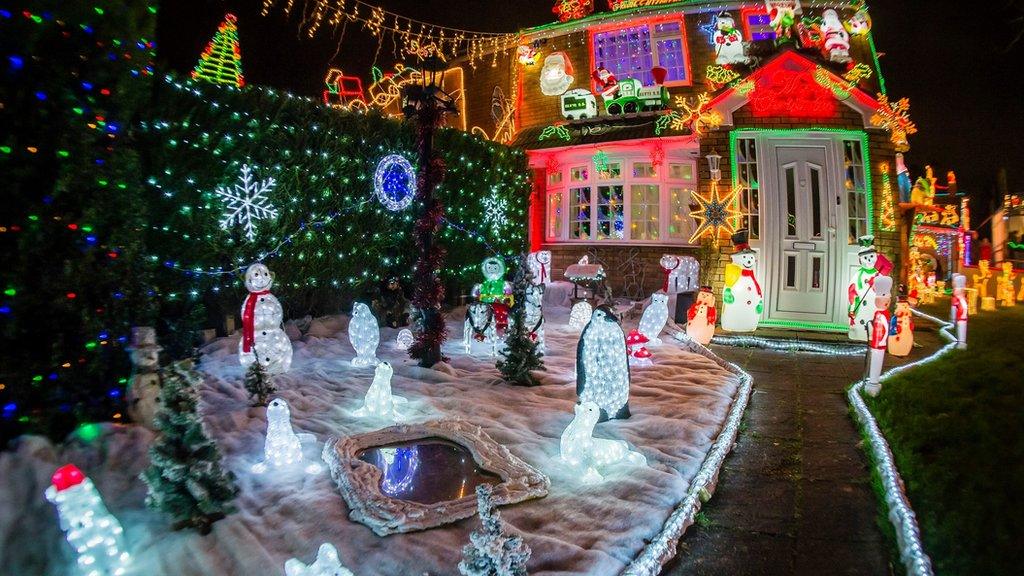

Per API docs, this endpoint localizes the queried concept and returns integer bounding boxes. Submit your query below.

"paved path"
[662,323,946,576]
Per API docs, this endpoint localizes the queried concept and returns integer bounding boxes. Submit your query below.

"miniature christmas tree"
[497,255,545,386]
[458,484,531,576]
[244,360,275,407]
[192,14,245,88]
[141,361,238,534]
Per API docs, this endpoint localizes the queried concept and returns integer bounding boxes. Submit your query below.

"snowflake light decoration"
[482,194,510,237]
[668,93,723,136]
[871,94,917,153]
[689,181,741,245]
[214,164,278,242]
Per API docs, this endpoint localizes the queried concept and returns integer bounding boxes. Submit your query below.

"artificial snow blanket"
[0,306,747,575]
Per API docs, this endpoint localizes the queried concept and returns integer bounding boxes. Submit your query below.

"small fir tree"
[141,360,238,534]
[244,360,275,407]
[458,484,531,576]
[497,255,545,386]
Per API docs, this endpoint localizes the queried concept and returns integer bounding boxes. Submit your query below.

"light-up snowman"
[848,236,880,341]
[820,9,851,63]
[252,398,321,475]
[576,305,631,421]
[713,12,748,66]
[559,401,646,484]
[348,302,380,367]
[686,286,717,346]
[353,362,407,421]
[285,543,354,576]
[45,464,130,576]
[527,250,552,285]
[239,263,293,374]
[721,230,762,333]
[887,298,914,357]
[638,291,670,345]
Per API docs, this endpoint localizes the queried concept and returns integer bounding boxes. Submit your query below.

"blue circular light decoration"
[373,154,416,211]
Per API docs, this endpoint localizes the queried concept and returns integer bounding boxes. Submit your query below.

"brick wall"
[541,243,704,298]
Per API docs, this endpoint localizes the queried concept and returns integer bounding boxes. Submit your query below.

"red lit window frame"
[588,14,693,91]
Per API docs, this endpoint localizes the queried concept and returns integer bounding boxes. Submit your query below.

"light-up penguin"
[559,401,646,484]
[713,12,748,66]
[864,275,893,397]
[239,263,293,374]
[638,291,670,345]
[252,398,320,474]
[951,273,969,350]
[820,9,851,63]
[45,464,130,576]
[848,236,880,341]
[888,297,915,357]
[353,362,407,421]
[686,286,717,346]
[472,257,513,334]
[285,543,354,576]
[721,229,762,333]
[576,305,631,421]
[527,250,552,285]
[348,302,380,367]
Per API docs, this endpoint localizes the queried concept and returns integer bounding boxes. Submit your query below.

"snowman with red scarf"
[722,229,763,332]
[713,12,749,66]
[239,263,293,374]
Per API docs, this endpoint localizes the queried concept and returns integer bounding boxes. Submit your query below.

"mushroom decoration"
[625,329,653,367]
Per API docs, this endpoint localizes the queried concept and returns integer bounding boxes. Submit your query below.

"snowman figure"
[864,276,893,397]
[239,263,293,374]
[888,297,914,357]
[528,250,553,285]
[539,52,574,96]
[353,362,407,421]
[951,274,969,350]
[45,464,130,576]
[348,302,380,367]
[559,401,646,484]
[713,12,749,66]
[721,230,763,332]
[686,286,717,346]
[638,291,670,345]
[285,543,354,576]
[576,305,631,421]
[472,256,513,333]
[524,283,546,354]
[820,9,851,63]
[848,236,880,341]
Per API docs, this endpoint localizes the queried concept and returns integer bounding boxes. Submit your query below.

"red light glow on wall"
[749,67,837,118]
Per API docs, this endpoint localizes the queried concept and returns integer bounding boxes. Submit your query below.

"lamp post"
[706,149,723,183]
[402,55,458,367]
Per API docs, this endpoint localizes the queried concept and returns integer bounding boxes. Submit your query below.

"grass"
[863,303,1024,575]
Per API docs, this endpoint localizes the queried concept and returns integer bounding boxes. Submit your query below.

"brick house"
[450,1,905,332]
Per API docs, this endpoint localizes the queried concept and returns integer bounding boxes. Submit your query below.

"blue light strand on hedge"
[848,307,953,576]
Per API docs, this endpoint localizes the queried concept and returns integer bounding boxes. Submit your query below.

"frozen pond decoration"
[323,419,550,536]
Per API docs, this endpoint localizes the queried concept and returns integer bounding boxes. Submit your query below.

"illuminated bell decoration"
[373,154,416,211]
[559,401,646,484]
[252,398,321,475]
[689,181,740,245]
[239,263,293,374]
[349,302,381,367]
[45,464,130,576]
[576,306,631,421]
[396,328,415,350]
[539,52,574,96]
[848,236,881,342]
[568,301,593,330]
[721,230,763,333]
[285,543,355,576]
[353,362,407,421]
[638,292,670,345]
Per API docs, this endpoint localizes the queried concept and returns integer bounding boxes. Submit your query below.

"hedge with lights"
[0,0,530,445]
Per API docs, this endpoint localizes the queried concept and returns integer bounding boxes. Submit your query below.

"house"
[450,1,908,333]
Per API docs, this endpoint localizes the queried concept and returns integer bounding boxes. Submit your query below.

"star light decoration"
[214,164,278,242]
[688,181,742,245]
[871,94,917,153]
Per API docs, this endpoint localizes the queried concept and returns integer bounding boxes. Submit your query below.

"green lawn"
[864,304,1024,575]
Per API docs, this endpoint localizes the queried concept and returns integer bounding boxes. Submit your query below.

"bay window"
[591,16,692,87]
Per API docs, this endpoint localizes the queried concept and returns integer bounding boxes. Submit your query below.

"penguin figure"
[576,305,631,422]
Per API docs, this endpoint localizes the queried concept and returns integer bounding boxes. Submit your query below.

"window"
[633,161,657,178]
[741,8,776,42]
[668,187,694,241]
[631,184,660,240]
[597,161,622,180]
[596,185,624,240]
[669,163,693,180]
[571,166,589,182]
[844,139,868,243]
[570,187,592,240]
[548,169,563,186]
[592,17,691,87]
[735,137,760,239]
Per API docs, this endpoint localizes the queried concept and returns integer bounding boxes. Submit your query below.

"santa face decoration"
[540,52,574,96]
[245,263,273,292]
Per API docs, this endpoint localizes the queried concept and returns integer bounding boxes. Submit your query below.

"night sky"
[158,1,1024,216]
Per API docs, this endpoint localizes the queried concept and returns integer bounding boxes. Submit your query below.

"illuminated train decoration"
[560,77,670,120]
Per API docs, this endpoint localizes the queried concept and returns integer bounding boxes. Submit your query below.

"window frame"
[588,14,694,90]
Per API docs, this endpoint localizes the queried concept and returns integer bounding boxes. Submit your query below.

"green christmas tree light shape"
[141,361,239,535]
[192,13,245,88]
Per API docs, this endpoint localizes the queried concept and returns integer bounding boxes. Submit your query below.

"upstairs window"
[741,8,777,42]
[592,16,691,87]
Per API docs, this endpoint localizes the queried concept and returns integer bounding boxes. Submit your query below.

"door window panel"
[596,185,624,240]
[570,187,591,240]
[630,184,660,240]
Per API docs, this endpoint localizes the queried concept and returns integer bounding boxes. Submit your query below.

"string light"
[192,14,244,88]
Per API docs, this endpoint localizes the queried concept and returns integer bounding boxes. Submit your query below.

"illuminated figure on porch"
[888,297,914,357]
[997,262,1016,307]
[864,275,893,397]
[686,287,717,346]
[722,229,762,333]
[848,236,880,341]
[473,257,513,333]
[952,274,969,350]
[576,305,631,421]
[239,263,293,374]
[973,259,992,300]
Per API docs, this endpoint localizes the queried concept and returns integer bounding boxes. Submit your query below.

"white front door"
[766,145,838,323]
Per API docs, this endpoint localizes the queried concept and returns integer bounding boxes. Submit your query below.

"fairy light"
[192,14,245,88]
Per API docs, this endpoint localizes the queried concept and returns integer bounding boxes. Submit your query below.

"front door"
[767,145,836,323]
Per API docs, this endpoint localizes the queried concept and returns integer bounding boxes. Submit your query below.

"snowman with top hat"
[721,229,762,332]
[848,236,881,341]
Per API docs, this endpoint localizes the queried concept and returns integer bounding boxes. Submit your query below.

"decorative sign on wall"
[749,66,837,118]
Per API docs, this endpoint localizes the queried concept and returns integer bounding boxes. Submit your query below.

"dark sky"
[158,1,1024,211]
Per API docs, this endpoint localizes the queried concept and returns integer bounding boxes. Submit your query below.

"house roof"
[512,113,688,151]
